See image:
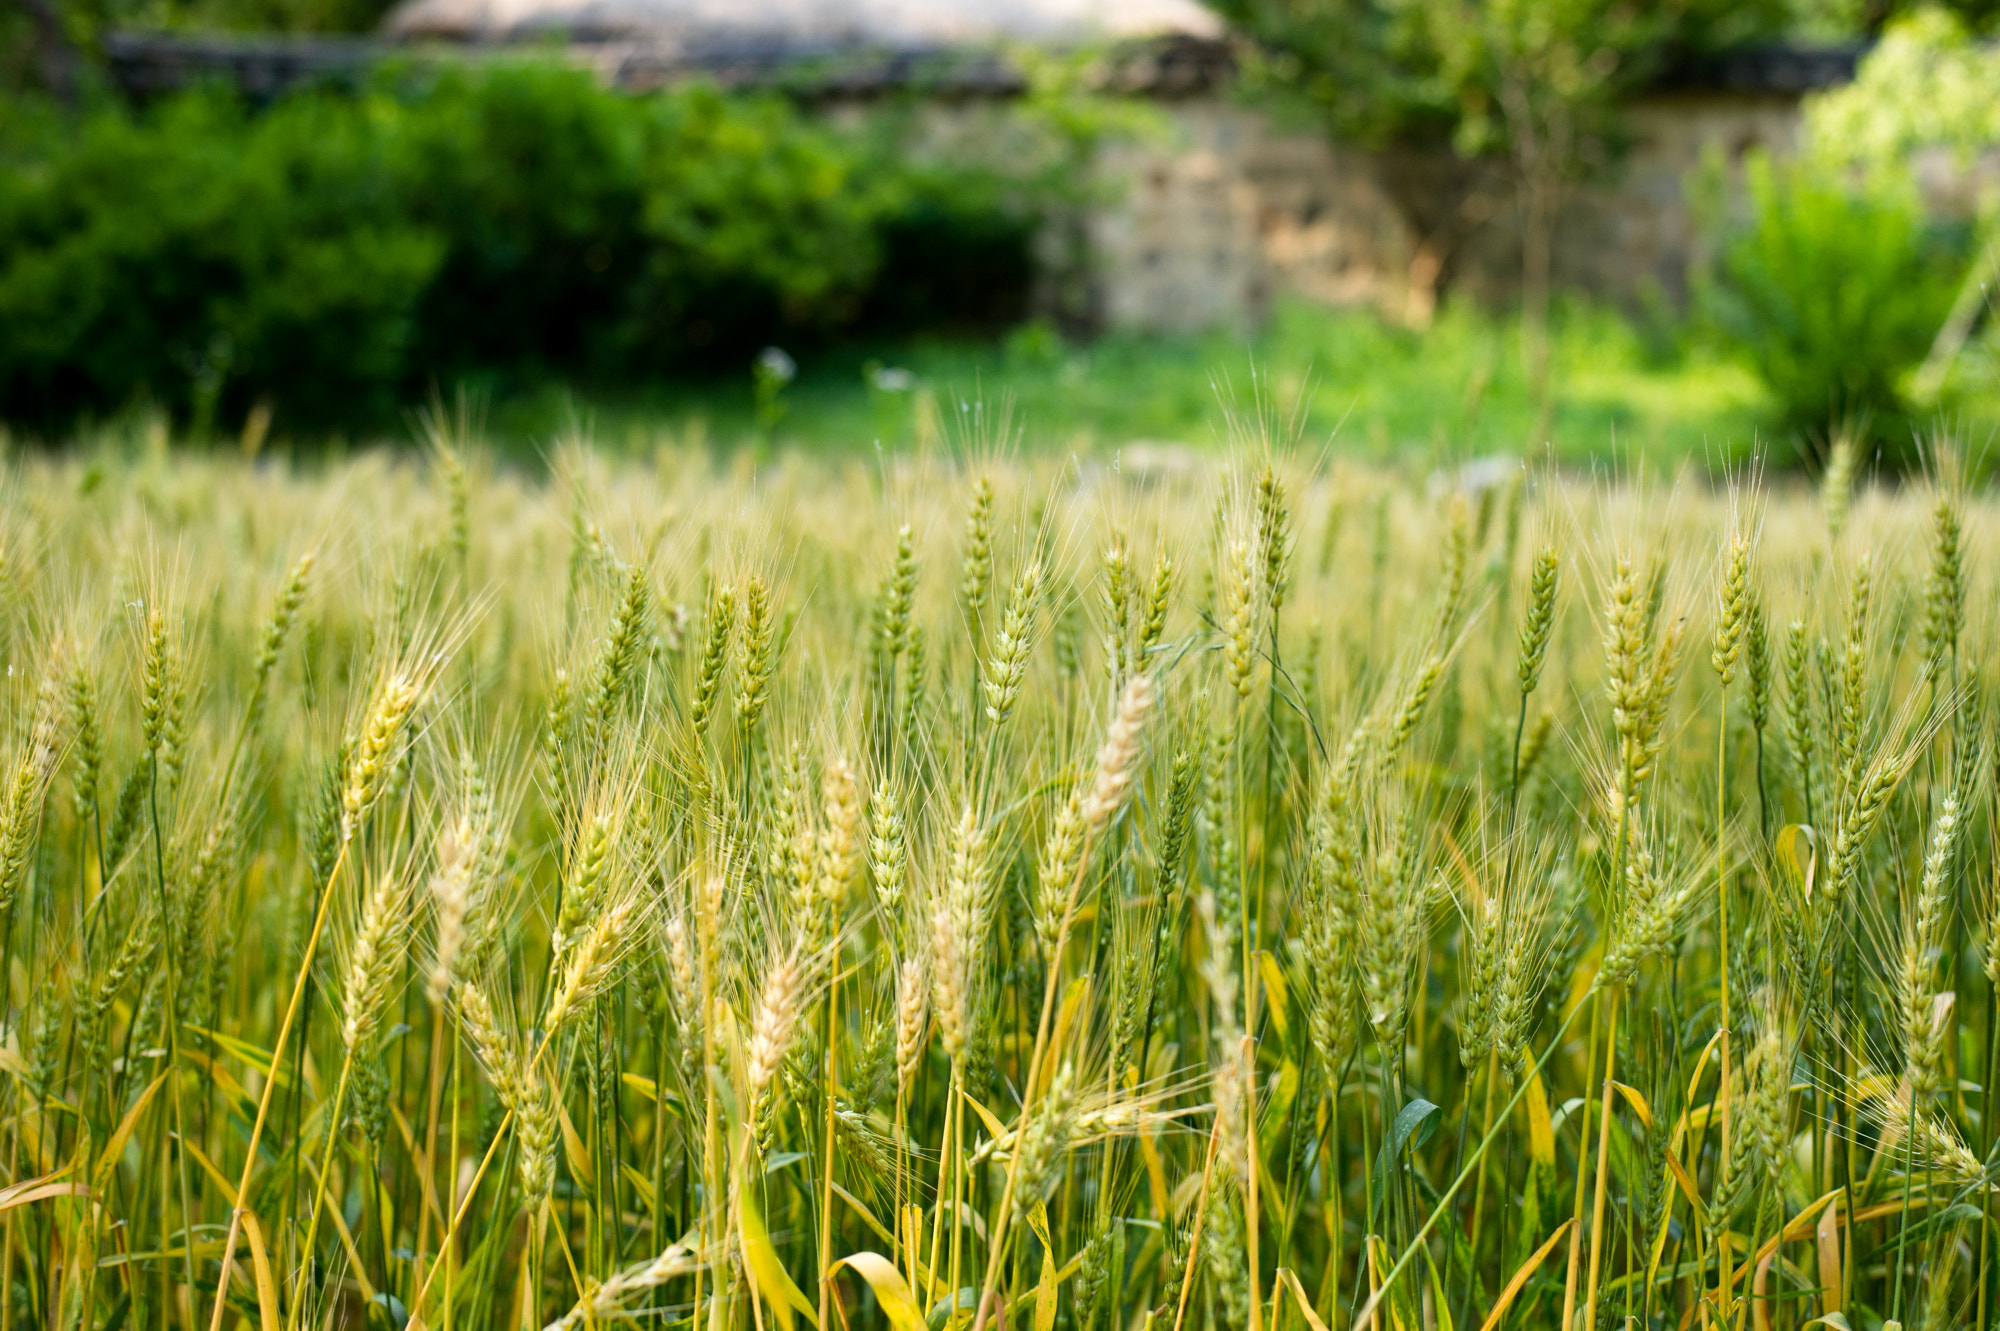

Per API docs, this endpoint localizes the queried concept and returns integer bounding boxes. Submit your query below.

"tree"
[1202,0,1786,415]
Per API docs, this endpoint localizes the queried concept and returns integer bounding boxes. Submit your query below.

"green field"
[417,300,1779,467]
[395,296,2000,474]
[0,427,1991,1330]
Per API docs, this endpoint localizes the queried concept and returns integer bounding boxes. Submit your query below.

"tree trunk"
[1498,68,1571,440]
[13,0,78,104]
[1519,168,1555,436]
[1373,154,1498,332]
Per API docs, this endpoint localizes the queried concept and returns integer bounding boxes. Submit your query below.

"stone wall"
[100,29,1861,337]
[1085,91,1809,333]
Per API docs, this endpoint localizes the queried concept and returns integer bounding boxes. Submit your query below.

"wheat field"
[0,422,1992,1331]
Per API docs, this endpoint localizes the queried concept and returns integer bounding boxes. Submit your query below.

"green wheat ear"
[1516,541,1560,697]
[2,429,1993,1331]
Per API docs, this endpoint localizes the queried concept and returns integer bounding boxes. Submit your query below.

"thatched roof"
[383,0,1221,52]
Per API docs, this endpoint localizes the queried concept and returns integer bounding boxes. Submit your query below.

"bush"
[0,65,1046,433]
[1703,151,1964,454]
[622,83,897,357]
[381,62,652,380]
[0,89,441,426]
[859,173,1038,334]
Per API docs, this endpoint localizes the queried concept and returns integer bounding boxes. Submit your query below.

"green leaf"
[926,1288,979,1331]
[1376,1097,1442,1182]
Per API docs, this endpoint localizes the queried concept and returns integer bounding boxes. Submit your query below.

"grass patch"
[474,298,1774,466]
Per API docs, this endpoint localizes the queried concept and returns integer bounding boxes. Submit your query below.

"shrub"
[0,66,1046,433]
[623,82,897,357]
[0,88,441,426]
[858,171,1039,333]
[1702,153,1964,456]
[380,61,652,379]
[1704,152,1968,447]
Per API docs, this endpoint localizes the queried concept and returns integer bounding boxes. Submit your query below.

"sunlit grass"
[476,299,1776,466]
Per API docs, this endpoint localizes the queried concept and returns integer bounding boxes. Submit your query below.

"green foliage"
[0,88,442,427]
[1201,0,1787,158]
[125,0,399,35]
[1702,151,1963,449]
[1689,7,2000,449]
[1792,0,2000,38]
[4,0,396,97]
[628,83,895,350]
[1808,7,2000,169]
[1202,0,1793,402]
[379,61,652,379]
[1795,6,2000,413]
[0,65,1052,432]
[36,0,402,47]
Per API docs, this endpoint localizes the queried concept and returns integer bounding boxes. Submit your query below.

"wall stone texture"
[1086,92,1809,333]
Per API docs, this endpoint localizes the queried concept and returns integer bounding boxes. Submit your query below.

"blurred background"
[4,0,2000,466]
